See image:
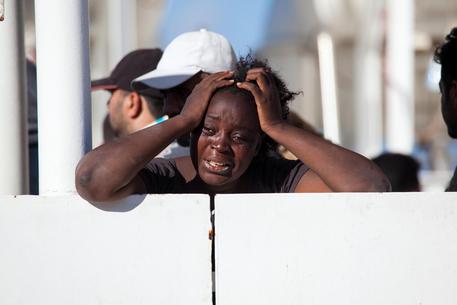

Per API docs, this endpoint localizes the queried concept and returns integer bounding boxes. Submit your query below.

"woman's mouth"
[204,160,232,175]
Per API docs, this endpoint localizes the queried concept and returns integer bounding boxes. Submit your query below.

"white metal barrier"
[1,193,457,305]
[215,193,457,305]
[0,195,212,305]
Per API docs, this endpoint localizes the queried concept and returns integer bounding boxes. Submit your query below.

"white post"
[0,0,28,195]
[0,0,4,21]
[35,0,92,194]
[353,0,384,157]
[317,32,341,144]
[108,0,137,68]
[385,0,415,153]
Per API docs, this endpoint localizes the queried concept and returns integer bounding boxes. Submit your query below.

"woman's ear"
[126,92,142,118]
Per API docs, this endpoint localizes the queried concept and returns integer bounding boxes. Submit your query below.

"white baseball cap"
[132,29,237,90]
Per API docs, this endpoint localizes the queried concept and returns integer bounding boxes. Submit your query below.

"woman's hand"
[237,68,283,133]
[179,71,234,130]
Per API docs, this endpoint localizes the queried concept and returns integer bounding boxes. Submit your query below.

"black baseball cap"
[91,48,163,98]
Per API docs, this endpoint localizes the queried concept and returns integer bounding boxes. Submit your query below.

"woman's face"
[191,90,262,191]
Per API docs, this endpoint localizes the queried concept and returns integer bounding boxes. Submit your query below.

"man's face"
[439,79,457,138]
[162,73,204,118]
[107,88,130,137]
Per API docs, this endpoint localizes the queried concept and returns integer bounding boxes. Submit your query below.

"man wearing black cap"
[91,48,189,158]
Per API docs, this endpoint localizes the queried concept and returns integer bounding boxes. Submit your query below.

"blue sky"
[157,0,275,57]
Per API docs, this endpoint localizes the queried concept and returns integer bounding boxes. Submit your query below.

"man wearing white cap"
[132,29,237,120]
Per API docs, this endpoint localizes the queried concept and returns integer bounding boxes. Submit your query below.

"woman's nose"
[211,134,230,153]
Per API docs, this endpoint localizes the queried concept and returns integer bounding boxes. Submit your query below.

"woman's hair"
[434,27,457,84]
[216,54,300,157]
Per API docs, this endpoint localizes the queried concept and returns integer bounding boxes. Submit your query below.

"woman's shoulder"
[138,157,195,194]
[144,156,195,179]
[247,155,309,192]
[174,156,197,183]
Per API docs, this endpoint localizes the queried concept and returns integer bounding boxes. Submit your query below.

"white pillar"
[108,0,137,67]
[353,0,383,157]
[0,0,28,195]
[317,32,341,144]
[35,0,92,194]
[385,0,415,153]
[0,0,4,21]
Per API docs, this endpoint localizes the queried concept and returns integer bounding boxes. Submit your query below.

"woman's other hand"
[179,71,234,130]
[237,68,283,133]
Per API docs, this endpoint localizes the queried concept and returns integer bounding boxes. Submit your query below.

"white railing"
[0,194,212,305]
[1,193,457,305]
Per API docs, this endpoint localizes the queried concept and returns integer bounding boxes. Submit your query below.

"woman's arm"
[75,115,193,202]
[238,69,390,192]
[264,123,390,192]
[75,71,234,202]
